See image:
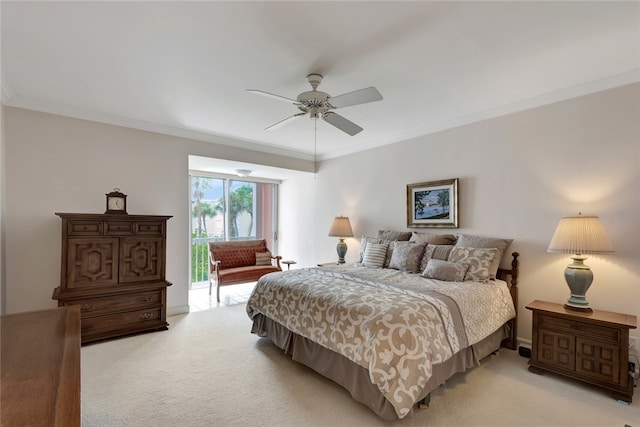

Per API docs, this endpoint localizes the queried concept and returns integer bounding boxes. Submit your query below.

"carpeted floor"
[81,303,639,426]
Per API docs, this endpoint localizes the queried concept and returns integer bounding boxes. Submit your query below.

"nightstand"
[526,300,637,402]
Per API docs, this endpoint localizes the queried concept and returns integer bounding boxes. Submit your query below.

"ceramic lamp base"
[336,238,347,264]
[563,255,593,312]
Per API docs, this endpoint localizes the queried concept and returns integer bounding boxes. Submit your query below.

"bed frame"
[497,251,520,350]
[252,251,521,420]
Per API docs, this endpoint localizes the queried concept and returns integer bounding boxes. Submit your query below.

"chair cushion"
[218,265,280,285]
[212,248,265,269]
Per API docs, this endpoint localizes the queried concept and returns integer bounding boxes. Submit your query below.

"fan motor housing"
[296,91,331,114]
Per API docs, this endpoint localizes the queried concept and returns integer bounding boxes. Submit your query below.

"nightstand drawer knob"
[139,313,153,320]
[570,323,583,331]
[140,295,152,303]
[81,304,94,312]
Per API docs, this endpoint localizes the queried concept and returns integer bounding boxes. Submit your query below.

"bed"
[246,234,519,420]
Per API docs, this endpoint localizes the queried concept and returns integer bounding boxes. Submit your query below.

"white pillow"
[362,242,389,268]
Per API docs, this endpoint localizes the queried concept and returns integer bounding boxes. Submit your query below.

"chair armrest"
[272,255,282,270]
[209,251,221,272]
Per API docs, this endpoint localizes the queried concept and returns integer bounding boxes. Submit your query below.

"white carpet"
[82,303,639,426]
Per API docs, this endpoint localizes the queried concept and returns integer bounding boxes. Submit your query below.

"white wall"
[311,83,640,344]
[3,108,312,315]
[3,83,638,347]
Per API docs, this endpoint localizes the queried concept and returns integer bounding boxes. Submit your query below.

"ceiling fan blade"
[322,112,363,136]
[328,87,383,109]
[246,89,297,103]
[265,112,306,131]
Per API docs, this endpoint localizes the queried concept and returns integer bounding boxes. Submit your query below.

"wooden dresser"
[53,213,172,343]
[526,300,637,402]
[1,306,81,426]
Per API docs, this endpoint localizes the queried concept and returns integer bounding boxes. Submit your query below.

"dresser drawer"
[538,314,621,343]
[80,307,164,339]
[104,221,135,235]
[67,220,103,236]
[66,291,163,316]
[136,221,165,236]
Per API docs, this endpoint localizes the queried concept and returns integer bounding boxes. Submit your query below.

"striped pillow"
[255,251,272,266]
[362,242,389,268]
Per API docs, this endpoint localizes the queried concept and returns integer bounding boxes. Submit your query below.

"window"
[190,173,278,284]
[191,174,277,245]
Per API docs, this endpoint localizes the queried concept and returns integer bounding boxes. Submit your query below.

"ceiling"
[2,1,639,163]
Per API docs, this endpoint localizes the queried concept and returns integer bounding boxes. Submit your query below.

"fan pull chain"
[314,117,317,178]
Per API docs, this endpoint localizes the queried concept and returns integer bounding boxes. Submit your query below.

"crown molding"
[321,69,640,161]
[4,70,638,162]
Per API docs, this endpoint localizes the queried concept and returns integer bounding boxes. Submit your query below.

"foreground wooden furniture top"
[1,306,81,426]
[526,300,636,402]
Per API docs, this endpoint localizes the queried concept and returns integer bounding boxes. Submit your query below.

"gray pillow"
[377,230,412,241]
[418,244,454,273]
[448,247,499,282]
[422,259,468,282]
[388,241,427,273]
[455,234,513,279]
[409,232,457,245]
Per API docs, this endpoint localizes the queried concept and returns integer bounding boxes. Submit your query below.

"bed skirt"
[251,313,508,420]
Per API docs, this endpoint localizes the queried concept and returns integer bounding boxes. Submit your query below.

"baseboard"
[167,304,190,316]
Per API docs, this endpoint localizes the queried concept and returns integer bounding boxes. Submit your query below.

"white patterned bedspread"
[246,264,515,418]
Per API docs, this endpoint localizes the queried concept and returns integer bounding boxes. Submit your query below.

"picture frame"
[406,178,458,228]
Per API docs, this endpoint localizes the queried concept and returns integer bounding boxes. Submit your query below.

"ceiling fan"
[247,74,382,136]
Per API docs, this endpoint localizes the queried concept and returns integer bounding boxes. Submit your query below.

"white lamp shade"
[328,216,354,237]
[547,214,613,255]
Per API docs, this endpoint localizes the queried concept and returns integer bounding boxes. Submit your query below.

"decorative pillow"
[359,236,395,267]
[359,236,383,262]
[448,247,499,282]
[377,230,412,241]
[418,244,454,273]
[455,234,513,279]
[255,251,272,266]
[422,259,468,282]
[362,242,389,268]
[409,232,457,245]
[388,242,427,273]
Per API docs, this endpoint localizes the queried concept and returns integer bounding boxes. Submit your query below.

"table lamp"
[328,216,354,264]
[547,213,613,312]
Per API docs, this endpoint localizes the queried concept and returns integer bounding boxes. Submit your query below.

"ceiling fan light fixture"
[234,169,252,178]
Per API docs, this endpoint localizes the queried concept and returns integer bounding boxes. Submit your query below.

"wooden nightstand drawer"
[538,314,621,343]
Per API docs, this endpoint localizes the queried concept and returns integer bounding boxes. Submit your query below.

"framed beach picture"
[406,178,458,228]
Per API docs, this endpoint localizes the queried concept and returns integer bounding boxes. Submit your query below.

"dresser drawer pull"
[140,295,152,303]
[81,304,94,312]
[139,313,153,320]
[81,323,93,332]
